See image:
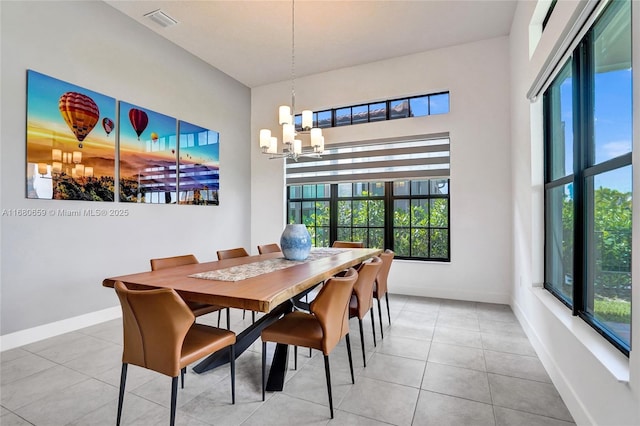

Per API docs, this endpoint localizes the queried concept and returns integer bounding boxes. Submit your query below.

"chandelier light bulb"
[283,123,295,144]
[302,110,313,130]
[260,129,272,148]
[279,106,292,125]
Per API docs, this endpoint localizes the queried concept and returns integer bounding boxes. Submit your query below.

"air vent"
[144,9,178,28]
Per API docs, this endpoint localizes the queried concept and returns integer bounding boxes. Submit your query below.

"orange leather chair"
[150,254,230,329]
[374,250,395,338]
[332,241,364,248]
[216,247,249,260]
[114,281,236,426]
[216,248,254,322]
[349,256,383,367]
[261,269,358,419]
[257,243,282,254]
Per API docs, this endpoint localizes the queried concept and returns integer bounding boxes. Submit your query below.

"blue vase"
[280,224,312,261]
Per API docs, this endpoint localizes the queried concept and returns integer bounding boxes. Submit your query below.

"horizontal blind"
[286,135,449,185]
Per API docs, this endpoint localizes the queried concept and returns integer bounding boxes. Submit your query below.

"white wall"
[509,1,640,425]
[0,1,251,339]
[251,37,513,304]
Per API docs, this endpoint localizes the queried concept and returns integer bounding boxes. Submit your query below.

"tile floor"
[1,295,576,425]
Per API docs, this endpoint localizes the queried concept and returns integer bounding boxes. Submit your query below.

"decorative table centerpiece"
[280,224,312,261]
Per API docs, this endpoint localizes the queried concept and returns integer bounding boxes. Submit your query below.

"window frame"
[543,0,632,355]
[287,179,451,262]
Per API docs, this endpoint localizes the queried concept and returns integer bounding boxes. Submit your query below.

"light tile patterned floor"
[1,295,575,425]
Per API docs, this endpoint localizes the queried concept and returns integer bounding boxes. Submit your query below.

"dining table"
[103,247,382,391]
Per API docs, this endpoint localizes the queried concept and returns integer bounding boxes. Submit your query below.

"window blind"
[286,134,450,185]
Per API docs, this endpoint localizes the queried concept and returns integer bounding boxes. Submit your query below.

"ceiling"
[105,1,518,88]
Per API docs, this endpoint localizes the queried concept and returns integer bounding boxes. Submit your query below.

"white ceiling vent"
[144,9,178,28]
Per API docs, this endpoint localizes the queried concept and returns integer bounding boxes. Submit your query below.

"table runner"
[189,248,347,282]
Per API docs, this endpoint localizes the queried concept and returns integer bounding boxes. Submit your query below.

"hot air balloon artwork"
[102,117,114,136]
[128,108,149,140]
[58,91,100,148]
[26,70,116,201]
[118,101,177,204]
[177,120,220,206]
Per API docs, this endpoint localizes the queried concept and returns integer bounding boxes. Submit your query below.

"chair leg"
[243,309,246,320]
[252,311,256,323]
[261,341,267,401]
[294,346,298,370]
[358,318,366,367]
[170,376,178,426]
[230,344,236,404]
[226,308,231,330]
[116,363,127,426]
[370,307,377,347]
[377,298,384,339]
[385,292,391,324]
[180,367,186,389]
[323,355,334,419]
[345,333,355,384]
[309,348,312,357]
[217,310,221,328]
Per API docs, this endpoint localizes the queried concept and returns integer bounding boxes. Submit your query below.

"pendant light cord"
[290,0,296,113]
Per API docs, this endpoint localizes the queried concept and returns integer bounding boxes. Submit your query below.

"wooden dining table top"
[102,248,382,313]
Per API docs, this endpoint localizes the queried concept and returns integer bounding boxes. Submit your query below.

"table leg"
[192,301,291,375]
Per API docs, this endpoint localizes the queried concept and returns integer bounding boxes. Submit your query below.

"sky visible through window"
[561,68,632,193]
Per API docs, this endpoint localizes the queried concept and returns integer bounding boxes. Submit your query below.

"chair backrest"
[375,250,394,299]
[217,247,249,260]
[352,257,383,318]
[150,254,198,271]
[114,281,194,377]
[310,268,358,355]
[257,243,281,254]
[332,241,364,248]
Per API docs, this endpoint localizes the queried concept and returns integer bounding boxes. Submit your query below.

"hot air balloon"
[128,108,148,140]
[102,117,114,136]
[58,92,100,148]
[171,149,175,155]
[151,132,159,142]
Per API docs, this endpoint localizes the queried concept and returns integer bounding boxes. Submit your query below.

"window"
[392,179,449,259]
[287,179,450,261]
[543,0,632,354]
[294,92,449,130]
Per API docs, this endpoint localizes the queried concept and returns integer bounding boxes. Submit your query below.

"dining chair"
[261,268,358,419]
[332,241,365,248]
[150,254,230,329]
[373,249,395,339]
[257,243,282,254]
[349,256,382,367]
[216,247,254,322]
[114,281,236,426]
[216,247,250,260]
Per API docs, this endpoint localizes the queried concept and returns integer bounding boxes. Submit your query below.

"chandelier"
[259,0,324,161]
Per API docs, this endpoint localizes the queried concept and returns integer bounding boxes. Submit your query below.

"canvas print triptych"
[25,70,219,205]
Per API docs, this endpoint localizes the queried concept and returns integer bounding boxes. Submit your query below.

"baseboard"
[0,306,122,352]
[511,294,594,426]
[391,285,510,305]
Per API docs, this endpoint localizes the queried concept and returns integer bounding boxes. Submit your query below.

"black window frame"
[287,179,451,262]
[543,0,632,355]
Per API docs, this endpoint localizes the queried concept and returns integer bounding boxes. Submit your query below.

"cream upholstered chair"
[150,254,230,329]
[114,281,236,426]
[332,241,365,248]
[216,248,254,321]
[257,243,282,254]
[348,256,382,367]
[261,268,358,419]
[373,249,395,338]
